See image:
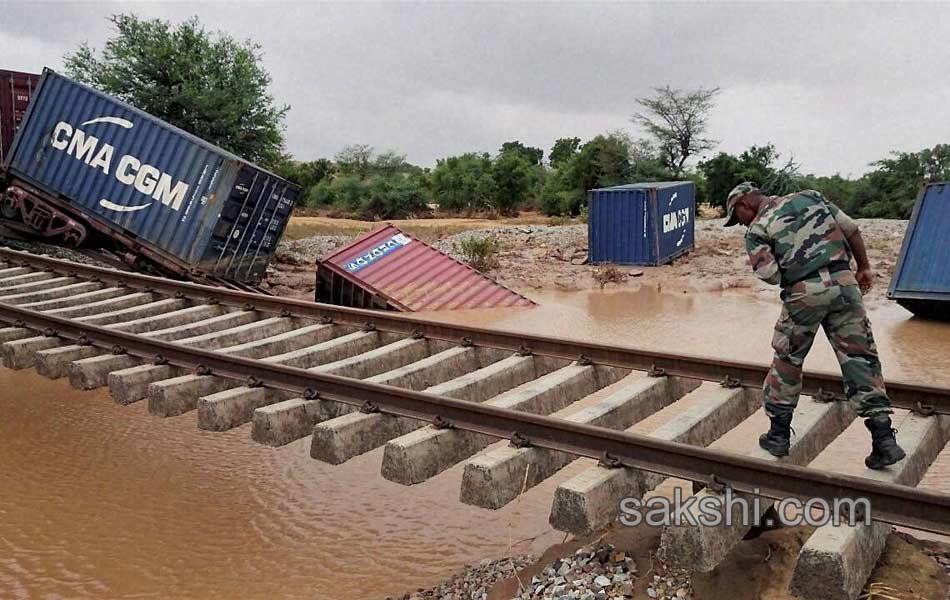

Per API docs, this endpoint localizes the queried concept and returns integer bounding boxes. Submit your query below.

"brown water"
[421,286,950,386]
[0,371,562,599]
[3,287,950,599]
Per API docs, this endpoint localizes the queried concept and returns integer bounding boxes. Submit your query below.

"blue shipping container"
[3,69,298,283]
[588,181,695,266]
[888,182,950,320]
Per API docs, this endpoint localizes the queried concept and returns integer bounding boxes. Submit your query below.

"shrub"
[455,236,499,272]
[593,265,624,289]
[305,179,335,207]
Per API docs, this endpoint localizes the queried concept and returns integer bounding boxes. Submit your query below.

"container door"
[655,183,695,263]
[206,167,297,283]
[232,175,297,282]
[891,183,950,297]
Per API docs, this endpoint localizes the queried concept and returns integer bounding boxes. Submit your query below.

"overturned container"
[888,182,950,320]
[315,224,536,311]
[588,181,695,266]
[2,69,298,284]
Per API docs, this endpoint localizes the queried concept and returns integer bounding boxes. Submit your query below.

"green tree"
[632,85,720,176]
[849,145,950,218]
[549,137,581,169]
[372,150,408,177]
[361,174,429,219]
[491,151,534,215]
[699,144,800,207]
[274,158,335,190]
[499,141,543,166]
[65,14,288,167]
[431,153,497,212]
[565,134,633,192]
[541,133,633,215]
[699,151,744,207]
[540,168,584,216]
[335,144,375,179]
[628,138,675,182]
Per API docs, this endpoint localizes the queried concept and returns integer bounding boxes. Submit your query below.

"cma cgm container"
[588,181,695,266]
[888,182,950,320]
[3,69,298,284]
[0,69,40,164]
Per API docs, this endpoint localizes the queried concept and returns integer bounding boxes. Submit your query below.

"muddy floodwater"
[0,369,563,599]
[3,286,950,598]
[420,286,950,387]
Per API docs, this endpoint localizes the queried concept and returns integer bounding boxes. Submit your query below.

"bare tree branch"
[632,85,720,176]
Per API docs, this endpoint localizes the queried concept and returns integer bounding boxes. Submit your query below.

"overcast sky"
[2,1,947,176]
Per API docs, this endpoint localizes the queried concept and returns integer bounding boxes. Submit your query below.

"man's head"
[724,182,765,227]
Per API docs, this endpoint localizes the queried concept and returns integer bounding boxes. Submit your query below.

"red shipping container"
[315,224,536,311]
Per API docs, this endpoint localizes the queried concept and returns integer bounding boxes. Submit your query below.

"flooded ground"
[420,285,950,387]
[2,286,949,599]
[0,370,564,599]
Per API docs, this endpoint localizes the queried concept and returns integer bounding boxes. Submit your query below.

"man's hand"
[856,269,874,295]
[847,230,874,296]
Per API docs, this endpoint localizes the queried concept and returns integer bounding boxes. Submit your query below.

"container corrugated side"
[888,182,950,319]
[589,188,653,265]
[588,181,695,266]
[5,69,297,283]
[318,224,535,311]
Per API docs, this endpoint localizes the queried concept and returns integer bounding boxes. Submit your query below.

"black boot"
[759,413,793,457]
[864,416,906,469]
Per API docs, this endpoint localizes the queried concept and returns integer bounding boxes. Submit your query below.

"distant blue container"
[888,182,950,320]
[588,181,695,266]
[3,69,298,283]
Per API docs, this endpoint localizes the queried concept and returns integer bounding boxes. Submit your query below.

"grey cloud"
[1,1,948,174]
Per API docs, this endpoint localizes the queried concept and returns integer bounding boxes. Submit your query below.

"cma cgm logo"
[345,233,412,273]
[50,117,190,213]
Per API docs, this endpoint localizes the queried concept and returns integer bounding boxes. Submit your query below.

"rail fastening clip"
[432,415,455,430]
[598,452,623,469]
[509,432,532,448]
[720,375,741,388]
[359,401,381,414]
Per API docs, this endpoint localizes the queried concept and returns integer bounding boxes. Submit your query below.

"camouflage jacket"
[745,190,858,287]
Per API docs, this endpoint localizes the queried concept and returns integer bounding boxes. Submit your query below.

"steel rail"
[1,246,947,413]
[0,301,948,534]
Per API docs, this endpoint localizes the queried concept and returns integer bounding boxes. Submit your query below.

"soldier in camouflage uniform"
[724,182,905,469]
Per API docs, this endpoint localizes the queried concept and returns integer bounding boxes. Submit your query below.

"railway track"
[1,245,948,598]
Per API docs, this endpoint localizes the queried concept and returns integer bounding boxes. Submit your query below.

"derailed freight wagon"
[0,69,299,285]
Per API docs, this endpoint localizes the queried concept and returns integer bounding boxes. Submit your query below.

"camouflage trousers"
[764,270,893,419]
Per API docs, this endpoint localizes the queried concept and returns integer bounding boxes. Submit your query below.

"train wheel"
[0,196,19,220]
